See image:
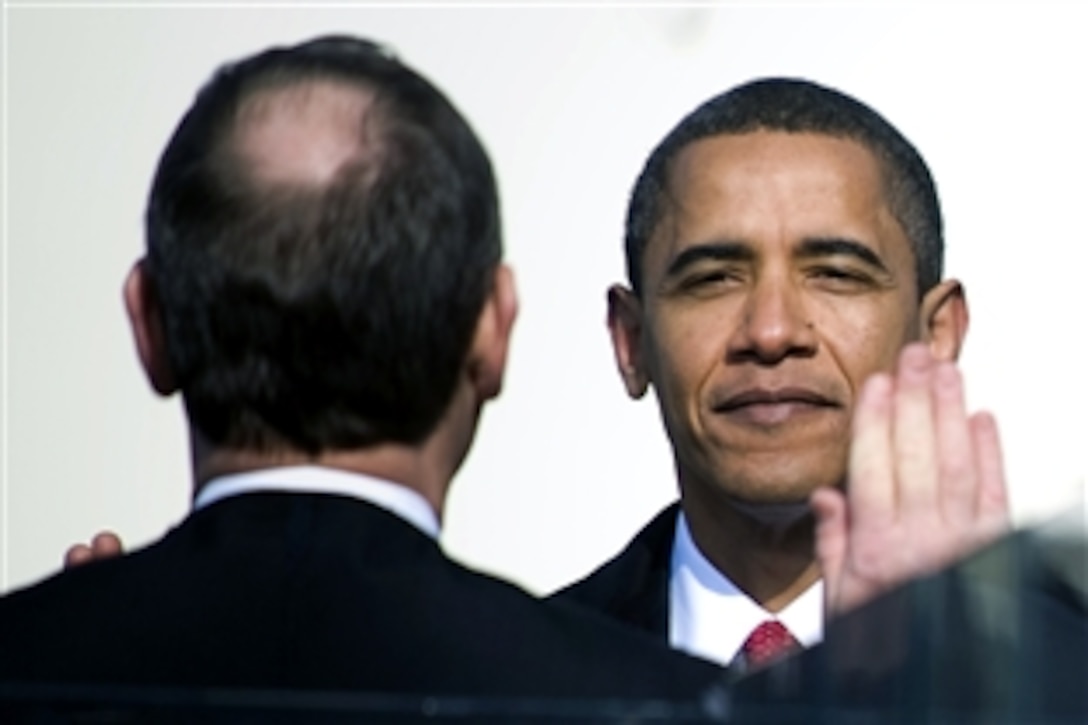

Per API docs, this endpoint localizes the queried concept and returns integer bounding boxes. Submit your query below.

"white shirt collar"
[192,465,440,539]
[668,511,823,666]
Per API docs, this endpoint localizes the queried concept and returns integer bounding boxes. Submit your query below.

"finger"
[933,362,976,523]
[969,411,1010,537]
[64,544,93,568]
[848,372,896,523]
[893,344,940,516]
[811,487,849,614]
[91,531,123,558]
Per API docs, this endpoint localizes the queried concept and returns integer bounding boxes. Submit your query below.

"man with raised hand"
[553,78,1008,671]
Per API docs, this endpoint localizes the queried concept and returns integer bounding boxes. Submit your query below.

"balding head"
[144,35,502,453]
[234,80,379,189]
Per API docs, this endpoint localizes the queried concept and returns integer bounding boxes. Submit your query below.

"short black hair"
[146,35,501,453]
[625,77,942,298]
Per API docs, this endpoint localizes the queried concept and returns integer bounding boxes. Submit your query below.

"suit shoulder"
[341,531,723,698]
[549,503,679,611]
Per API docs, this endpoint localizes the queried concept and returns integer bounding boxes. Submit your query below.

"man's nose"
[726,274,817,364]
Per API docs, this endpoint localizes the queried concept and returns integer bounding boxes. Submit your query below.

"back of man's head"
[145,35,501,454]
[625,77,942,299]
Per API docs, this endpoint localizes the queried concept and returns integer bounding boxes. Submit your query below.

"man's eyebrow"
[796,237,890,273]
[664,242,754,279]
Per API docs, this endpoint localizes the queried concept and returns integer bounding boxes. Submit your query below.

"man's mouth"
[714,388,839,427]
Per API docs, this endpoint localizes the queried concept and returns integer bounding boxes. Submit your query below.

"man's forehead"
[667,130,886,202]
[648,131,902,258]
[630,129,922,297]
[233,80,379,188]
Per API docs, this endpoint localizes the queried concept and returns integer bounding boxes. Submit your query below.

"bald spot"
[233,80,379,188]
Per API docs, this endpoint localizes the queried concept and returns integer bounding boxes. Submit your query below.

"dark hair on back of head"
[625,77,942,298]
[146,35,501,453]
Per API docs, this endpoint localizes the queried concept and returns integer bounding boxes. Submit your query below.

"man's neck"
[187,368,483,521]
[190,437,452,521]
[680,489,821,613]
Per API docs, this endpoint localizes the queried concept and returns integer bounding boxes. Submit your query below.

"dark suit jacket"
[550,504,680,642]
[0,493,720,699]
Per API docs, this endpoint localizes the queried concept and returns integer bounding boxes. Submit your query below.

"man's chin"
[725,496,814,527]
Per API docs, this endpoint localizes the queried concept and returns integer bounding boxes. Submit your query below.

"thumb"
[811,487,848,615]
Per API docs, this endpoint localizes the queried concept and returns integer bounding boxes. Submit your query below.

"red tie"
[740,620,799,670]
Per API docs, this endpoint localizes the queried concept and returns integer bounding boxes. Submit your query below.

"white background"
[4,2,1088,595]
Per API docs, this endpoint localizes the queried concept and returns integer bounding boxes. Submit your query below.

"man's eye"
[816,267,855,279]
[810,266,873,287]
[683,270,740,289]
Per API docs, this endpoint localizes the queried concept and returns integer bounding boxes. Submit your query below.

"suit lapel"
[551,503,680,640]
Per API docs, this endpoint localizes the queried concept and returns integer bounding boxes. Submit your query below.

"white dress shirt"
[193,465,440,539]
[668,512,823,666]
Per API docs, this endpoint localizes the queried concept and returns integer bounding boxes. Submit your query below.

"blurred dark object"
[734,502,1088,723]
[0,682,728,724]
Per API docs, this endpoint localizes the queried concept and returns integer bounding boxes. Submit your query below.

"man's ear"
[123,260,178,396]
[468,264,519,401]
[607,285,650,399]
[919,278,969,363]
